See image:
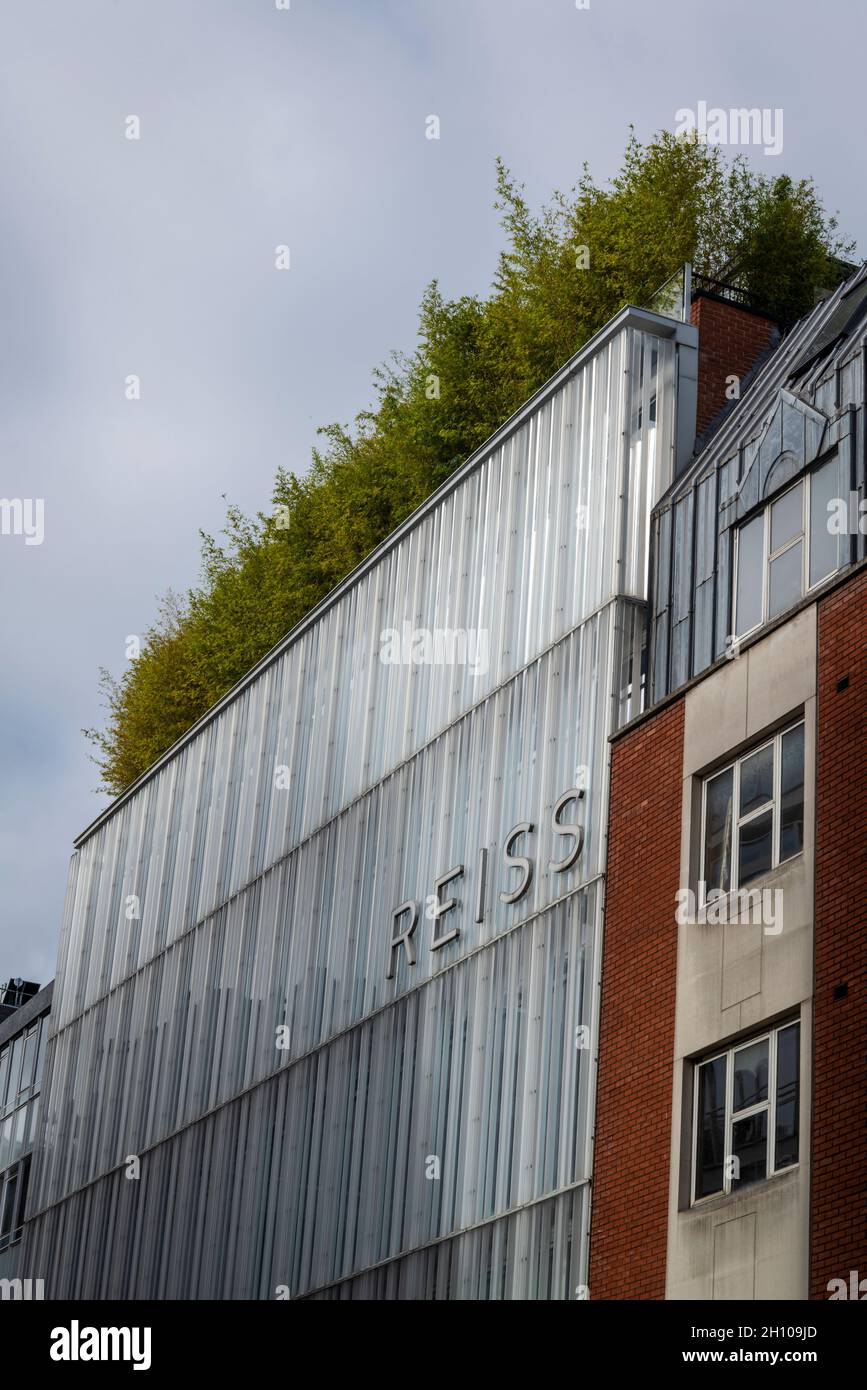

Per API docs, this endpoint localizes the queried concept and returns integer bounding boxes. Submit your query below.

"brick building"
[590,268,867,1300]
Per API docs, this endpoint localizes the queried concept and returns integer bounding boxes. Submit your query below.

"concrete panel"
[683,653,748,777]
[746,605,816,740]
[720,921,762,1010]
[713,1213,756,1300]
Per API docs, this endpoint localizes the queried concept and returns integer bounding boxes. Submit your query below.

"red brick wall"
[811,568,867,1298]
[690,294,777,438]
[589,699,684,1299]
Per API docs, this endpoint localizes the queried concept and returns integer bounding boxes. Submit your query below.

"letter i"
[475,846,488,923]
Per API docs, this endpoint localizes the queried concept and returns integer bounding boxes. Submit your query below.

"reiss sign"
[386,786,586,979]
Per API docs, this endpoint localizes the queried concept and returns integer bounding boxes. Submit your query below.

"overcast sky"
[1,0,863,986]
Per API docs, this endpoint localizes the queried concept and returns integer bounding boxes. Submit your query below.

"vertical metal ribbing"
[28,316,685,1299]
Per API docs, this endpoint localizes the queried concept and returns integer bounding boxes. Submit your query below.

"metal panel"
[36,613,614,1211]
[26,893,597,1299]
[308,1188,588,1301]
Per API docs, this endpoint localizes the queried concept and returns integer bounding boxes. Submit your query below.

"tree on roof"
[86,129,854,793]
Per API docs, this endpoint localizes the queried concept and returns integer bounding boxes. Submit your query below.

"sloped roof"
[660,262,867,509]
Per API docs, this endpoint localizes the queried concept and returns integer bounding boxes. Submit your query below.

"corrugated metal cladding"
[38,620,609,1212]
[651,267,867,703]
[24,311,693,1299]
[27,893,596,1299]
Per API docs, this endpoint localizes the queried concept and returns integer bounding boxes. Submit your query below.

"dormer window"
[733,455,844,638]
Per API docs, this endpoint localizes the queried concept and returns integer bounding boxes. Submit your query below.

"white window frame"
[699,719,805,905]
[691,1019,800,1204]
[734,458,843,639]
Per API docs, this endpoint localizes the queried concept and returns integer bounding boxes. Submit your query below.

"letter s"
[548,788,584,873]
[499,823,534,905]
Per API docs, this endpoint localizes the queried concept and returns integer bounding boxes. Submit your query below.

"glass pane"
[0,1116,12,1172]
[733,1038,769,1111]
[809,457,843,586]
[775,1024,800,1170]
[780,724,805,862]
[704,768,733,894]
[0,1049,8,1112]
[696,1056,726,1198]
[770,483,803,553]
[18,1029,37,1096]
[736,514,764,634]
[34,1018,46,1091]
[731,1110,768,1189]
[0,1171,17,1238]
[15,1158,30,1234]
[10,1106,26,1167]
[6,1039,22,1105]
[740,744,773,817]
[24,1095,39,1148]
[769,541,803,618]
[739,808,773,885]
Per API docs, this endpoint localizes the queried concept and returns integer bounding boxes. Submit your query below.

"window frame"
[691,1019,801,1204]
[0,1016,45,1122]
[733,457,843,639]
[0,1154,31,1251]
[767,477,806,617]
[698,719,805,904]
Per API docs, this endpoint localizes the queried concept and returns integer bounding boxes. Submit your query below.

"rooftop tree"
[87,130,854,793]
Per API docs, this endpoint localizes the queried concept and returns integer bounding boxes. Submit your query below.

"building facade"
[6,264,865,1301]
[9,302,697,1299]
[590,268,867,1299]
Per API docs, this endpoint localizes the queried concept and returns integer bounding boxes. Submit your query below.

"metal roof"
[664,262,867,506]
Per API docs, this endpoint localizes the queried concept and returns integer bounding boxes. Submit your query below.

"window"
[734,456,845,637]
[0,1155,30,1251]
[693,1021,800,1201]
[700,721,804,897]
[0,1016,45,1121]
[0,1016,47,1176]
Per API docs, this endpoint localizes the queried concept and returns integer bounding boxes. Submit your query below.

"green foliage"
[88,130,854,793]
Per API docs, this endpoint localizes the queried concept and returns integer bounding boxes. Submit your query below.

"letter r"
[387,900,419,978]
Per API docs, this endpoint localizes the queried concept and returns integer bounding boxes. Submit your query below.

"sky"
[0,0,863,986]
